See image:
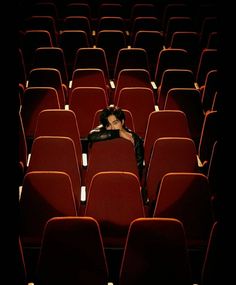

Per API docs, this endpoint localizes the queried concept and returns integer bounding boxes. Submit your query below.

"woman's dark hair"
[100,105,125,127]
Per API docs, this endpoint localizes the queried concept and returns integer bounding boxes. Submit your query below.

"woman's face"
[106,115,124,130]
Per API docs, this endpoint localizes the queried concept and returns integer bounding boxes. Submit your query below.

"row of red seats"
[18,28,218,80]
[20,1,217,31]
[19,107,219,187]
[18,212,221,285]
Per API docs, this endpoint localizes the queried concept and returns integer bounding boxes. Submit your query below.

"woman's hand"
[119,129,134,144]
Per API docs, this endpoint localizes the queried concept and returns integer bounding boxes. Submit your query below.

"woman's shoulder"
[126,128,143,142]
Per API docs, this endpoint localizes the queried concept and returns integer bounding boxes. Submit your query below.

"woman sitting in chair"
[87,105,144,179]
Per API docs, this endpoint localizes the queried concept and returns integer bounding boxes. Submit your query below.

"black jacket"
[87,125,144,179]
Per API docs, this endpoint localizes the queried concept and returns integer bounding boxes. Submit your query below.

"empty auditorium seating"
[154,48,192,87]
[164,16,194,48]
[20,86,60,150]
[34,109,83,173]
[21,30,53,75]
[113,47,150,81]
[132,30,164,79]
[199,17,218,49]
[143,110,191,168]
[30,2,59,22]
[206,31,218,49]
[32,47,68,86]
[197,110,219,171]
[95,29,127,77]
[20,170,78,247]
[153,172,215,283]
[119,217,192,285]
[164,87,205,148]
[69,86,108,138]
[84,171,145,248]
[162,3,192,32]
[130,3,157,23]
[200,69,218,113]
[58,30,90,79]
[18,47,27,89]
[27,67,66,108]
[113,68,153,105]
[200,221,226,284]
[61,16,92,43]
[18,111,28,185]
[19,170,78,281]
[143,137,199,215]
[69,68,110,103]
[73,47,110,86]
[169,31,201,74]
[194,4,217,33]
[22,15,58,46]
[98,3,124,18]
[35,216,109,285]
[153,172,214,250]
[130,16,162,44]
[85,138,139,192]
[116,87,155,138]
[17,237,27,285]
[26,136,82,212]
[207,140,219,199]
[96,16,126,36]
[195,48,218,88]
[64,3,92,20]
[157,68,196,109]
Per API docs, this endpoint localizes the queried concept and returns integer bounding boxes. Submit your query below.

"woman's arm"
[133,134,144,179]
[87,126,120,143]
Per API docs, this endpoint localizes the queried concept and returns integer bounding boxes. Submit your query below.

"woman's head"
[100,105,125,130]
